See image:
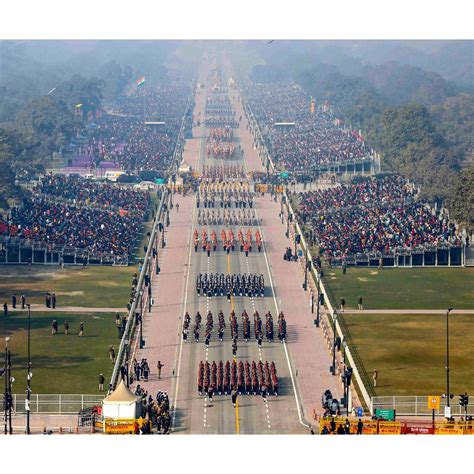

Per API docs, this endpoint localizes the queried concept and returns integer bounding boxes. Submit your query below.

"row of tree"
[251,59,473,230]
[0,69,112,208]
[0,40,176,209]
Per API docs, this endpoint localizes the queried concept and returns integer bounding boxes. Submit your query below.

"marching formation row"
[196,273,265,297]
[183,310,287,343]
[199,165,247,180]
[197,360,279,396]
[193,228,263,253]
[196,208,258,227]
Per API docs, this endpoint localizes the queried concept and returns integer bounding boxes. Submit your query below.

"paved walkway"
[255,195,346,421]
[8,305,121,313]
[11,305,469,315]
[128,193,194,401]
[341,309,474,314]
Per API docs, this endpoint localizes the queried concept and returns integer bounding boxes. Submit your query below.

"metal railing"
[108,89,194,392]
[108,188,168,391]
[371,396,474,417]
[1,394,102,414]
[245,102,373,411]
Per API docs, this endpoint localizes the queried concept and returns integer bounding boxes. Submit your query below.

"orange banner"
[378,422,402,435]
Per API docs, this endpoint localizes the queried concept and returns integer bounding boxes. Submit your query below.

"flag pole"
[143,81,145,121]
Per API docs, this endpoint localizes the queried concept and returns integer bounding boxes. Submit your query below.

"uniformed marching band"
[183,309,286,345]
[200,164,246,181]
[197,208,258,226]
[185,57,289,411]
[193,228,263,254]
[196,272,265,298]
[197,359,279,397]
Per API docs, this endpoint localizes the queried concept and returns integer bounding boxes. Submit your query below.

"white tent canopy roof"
[103,380,141,405]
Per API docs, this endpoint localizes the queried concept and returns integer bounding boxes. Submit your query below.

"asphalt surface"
[171,66,307,434]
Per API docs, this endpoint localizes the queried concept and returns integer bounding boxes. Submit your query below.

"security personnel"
[231,388,238,407]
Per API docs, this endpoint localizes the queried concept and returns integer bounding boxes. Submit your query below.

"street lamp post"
[6,340,12,434]
[139,289,144,349]
[342,338,348,415]
[316,282,321,327]
[331,311,338,375]
[148,281,152,313]
[3,337,9,435]
[303,246,308,291]
[155,246,160,275]
[446,307,453,409]
[26,304,31,434]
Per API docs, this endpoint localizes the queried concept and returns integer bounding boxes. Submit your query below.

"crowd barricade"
[435,425,464,435]
[319,418,377,434]
[401,423,435,435]
[378,421,402,434]
[103,417,138,434]
[434,421,472,435]
[319,418,474,434]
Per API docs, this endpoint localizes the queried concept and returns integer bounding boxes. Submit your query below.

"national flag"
[136,76,145,88]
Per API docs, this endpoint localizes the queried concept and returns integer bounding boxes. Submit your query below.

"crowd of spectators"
[74,82,191,173]
[244,81,372,171]
[1,81,189,262]
[1,174,150,258]
[34,174,149,213]
[296,176,461,260]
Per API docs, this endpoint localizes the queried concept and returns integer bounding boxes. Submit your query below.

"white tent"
[102,380,141,420]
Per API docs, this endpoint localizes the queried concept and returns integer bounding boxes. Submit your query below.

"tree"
[53,74,105,118]
[0,125,29,208]
[445,166,474,230]
[15,95,78,166]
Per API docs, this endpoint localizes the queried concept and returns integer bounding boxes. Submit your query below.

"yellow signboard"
[435,426,464,435]
[104,418,137,435]
[378,422,402,435]
[427,396,440,410]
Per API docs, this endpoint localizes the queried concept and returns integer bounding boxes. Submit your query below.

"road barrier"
[372,395,474,417]
[319,417,474,434]
[1,394,102,414]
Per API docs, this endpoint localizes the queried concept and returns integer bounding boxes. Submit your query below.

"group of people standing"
[134,386,171,434]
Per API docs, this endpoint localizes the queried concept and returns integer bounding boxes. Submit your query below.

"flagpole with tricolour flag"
[136,76,145,120]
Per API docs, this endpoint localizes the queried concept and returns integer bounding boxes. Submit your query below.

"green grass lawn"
[321,266,474,310]
[341,312,474,396]
[0,265,138,308]
[0,196,159,309]
[1,311,120,393]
